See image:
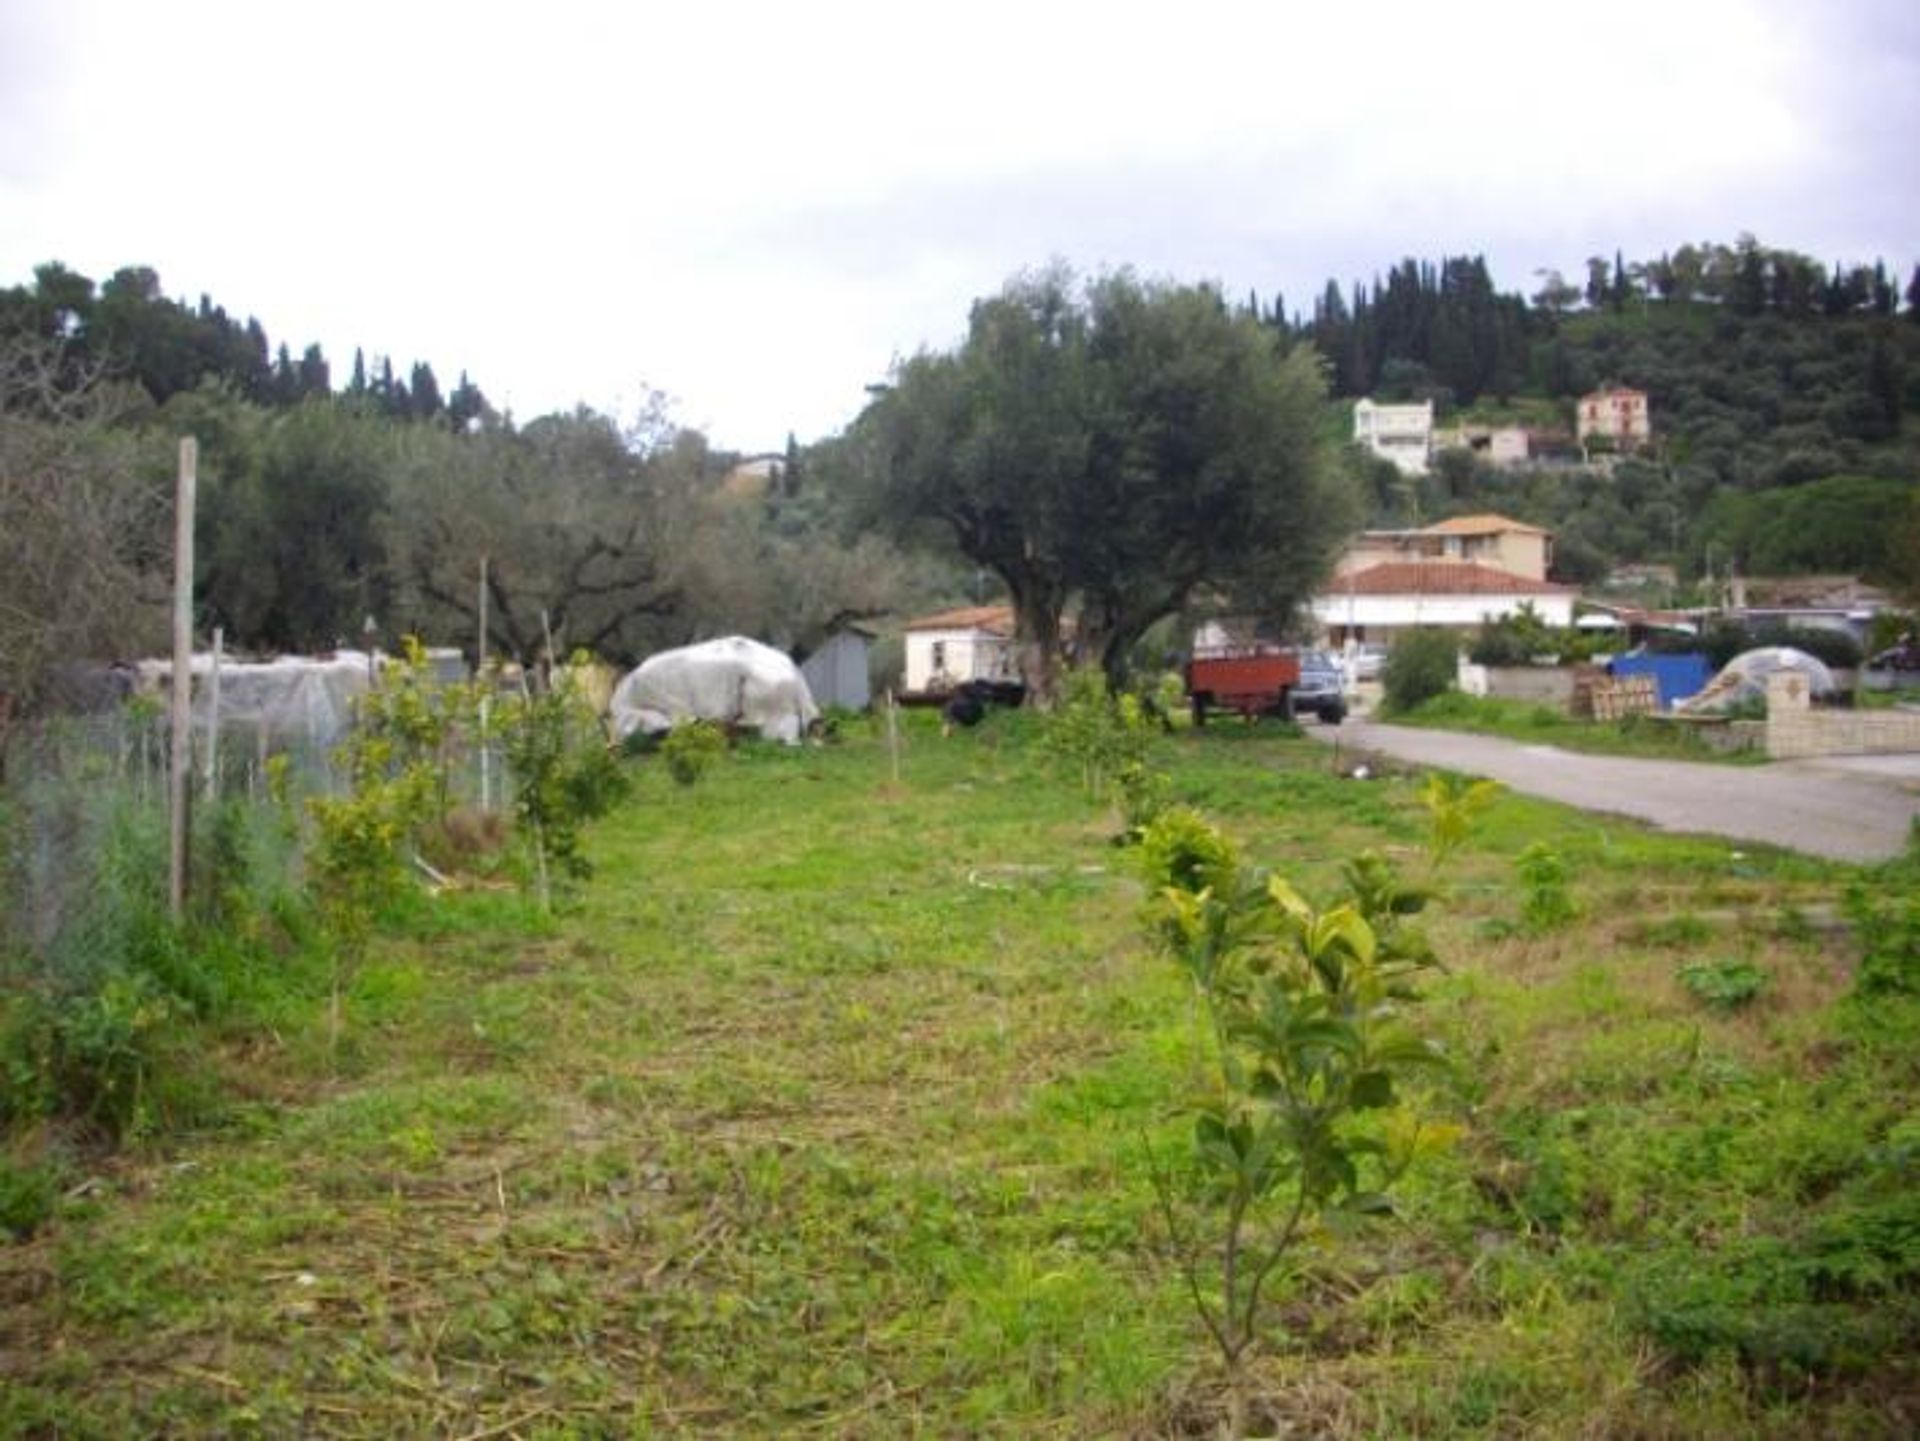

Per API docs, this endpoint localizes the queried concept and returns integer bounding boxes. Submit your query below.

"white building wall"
[1310,592,1574,639]
[1353,399,1435,477]
[903,630,1016,694]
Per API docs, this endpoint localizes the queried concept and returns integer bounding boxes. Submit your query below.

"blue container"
[1608,652,1711,709]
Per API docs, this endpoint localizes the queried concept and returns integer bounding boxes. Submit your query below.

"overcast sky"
[3,0,1915,453]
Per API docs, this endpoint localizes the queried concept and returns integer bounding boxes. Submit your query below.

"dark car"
[1290,649,1347,724]
[1867,641,1920,672]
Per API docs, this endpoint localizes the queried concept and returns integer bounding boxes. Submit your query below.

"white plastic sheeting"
[135,651,379,749]
[608,637,819,745]
[1678,646,1837,713]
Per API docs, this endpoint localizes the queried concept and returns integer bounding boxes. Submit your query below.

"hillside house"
[1334,514,1553,583]
[1437,424,1531,469]
[1353,398,1435,476]
[901,605,1022,698]
[1576,387,1650,450]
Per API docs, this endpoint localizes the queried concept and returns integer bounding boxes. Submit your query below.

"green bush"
[1041,667,1152,800]
[0,1155,60,1239]
[1137,807,1240,898]
[661,720,727,787]
[1630,1194,1920,1382]
[1679,958,1769,1011]
[1516,842,1578,932]
[1846,885,1920,996]
[1382,628,1460,713]
[1694,620,1863,669]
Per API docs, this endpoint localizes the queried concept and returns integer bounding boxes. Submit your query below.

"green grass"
[1395,690,1765,763]
[1,714,1914,1435]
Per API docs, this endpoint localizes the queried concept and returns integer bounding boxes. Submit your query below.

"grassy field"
[1391,691,1765,764]
[2,713,1915,1436]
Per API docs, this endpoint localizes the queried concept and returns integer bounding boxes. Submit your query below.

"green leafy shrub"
[1382,628,1459,714]
[1138,788,1480,1430]
[1845,884,1920,996]
[1137,806,1240,899]
[1113,760,1171,840]
[0,1155,60,1239]
[499,670,631,902]
[1515,842,1578,932]
[660,720,727,787]
[1468,603,1562,667]
[1041,666,1153,799]
[1679,958,1769,1011]
[1630,1194,1920,1383]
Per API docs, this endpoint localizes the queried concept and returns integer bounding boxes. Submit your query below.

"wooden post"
[478,556,491,809]
[204,625,223,800]
[168,437,197,922]
[886,688,901,788]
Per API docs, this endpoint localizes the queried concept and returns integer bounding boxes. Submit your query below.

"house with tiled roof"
[1335,514,1552,583]
[1576,386,1651,451]
[1311,562,1576,646]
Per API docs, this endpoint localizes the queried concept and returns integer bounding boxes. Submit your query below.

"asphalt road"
[1311,718,1920,864]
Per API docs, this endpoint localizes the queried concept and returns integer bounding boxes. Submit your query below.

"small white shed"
[901,606,1021,698]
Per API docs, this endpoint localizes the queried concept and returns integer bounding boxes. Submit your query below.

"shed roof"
[903,605,1015,635]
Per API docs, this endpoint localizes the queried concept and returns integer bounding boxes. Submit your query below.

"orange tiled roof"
[1422,513,1549,537]
[1325,562,1572,597]
[903,605,1015,635]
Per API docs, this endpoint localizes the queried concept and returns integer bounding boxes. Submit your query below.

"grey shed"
[800,628,872,711]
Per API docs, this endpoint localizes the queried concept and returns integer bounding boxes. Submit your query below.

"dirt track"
[1312,719,1920,864]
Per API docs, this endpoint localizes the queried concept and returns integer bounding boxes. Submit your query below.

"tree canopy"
[845,267,1352,699]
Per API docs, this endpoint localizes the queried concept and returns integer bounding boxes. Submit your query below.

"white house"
[901,605,1022,698]
[1312,562,1576,647]
[1353,398,1435,476]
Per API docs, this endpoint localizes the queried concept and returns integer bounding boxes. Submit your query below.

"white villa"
[1353,398,1435,476]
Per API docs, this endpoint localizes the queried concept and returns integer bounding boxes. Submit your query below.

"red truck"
[1185,644,1301,723]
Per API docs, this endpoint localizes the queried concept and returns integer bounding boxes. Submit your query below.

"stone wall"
[1765,671,1920,759]
[1483,666,1577,707]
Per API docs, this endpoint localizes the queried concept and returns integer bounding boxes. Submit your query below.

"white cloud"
[2,0,1913,449]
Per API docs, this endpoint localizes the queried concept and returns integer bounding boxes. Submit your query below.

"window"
[930,640,947,674]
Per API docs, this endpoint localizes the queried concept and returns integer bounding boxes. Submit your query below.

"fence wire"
[1,704,508,985]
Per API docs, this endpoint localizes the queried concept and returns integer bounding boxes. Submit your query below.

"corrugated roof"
[1422,513,1548,537]
[903,605,1015,635]
[1325,562,1573,597]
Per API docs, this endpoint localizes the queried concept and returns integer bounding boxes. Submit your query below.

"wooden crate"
[1574,672,1658,721]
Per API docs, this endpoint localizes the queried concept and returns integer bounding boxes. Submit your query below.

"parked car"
[1347,643,1387,683]
[1291,650,1348,724]
[1866,641,1920,672]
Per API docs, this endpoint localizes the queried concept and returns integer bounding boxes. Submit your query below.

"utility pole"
[168,437,197,921]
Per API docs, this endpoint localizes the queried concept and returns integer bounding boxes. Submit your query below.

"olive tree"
[0,336,167,721]
[842,266,1352,704]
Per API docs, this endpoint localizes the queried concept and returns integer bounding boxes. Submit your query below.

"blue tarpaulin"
[1608,652,1711,709]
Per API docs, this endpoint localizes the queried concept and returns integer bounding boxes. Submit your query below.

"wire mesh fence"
[0,697,509,987]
